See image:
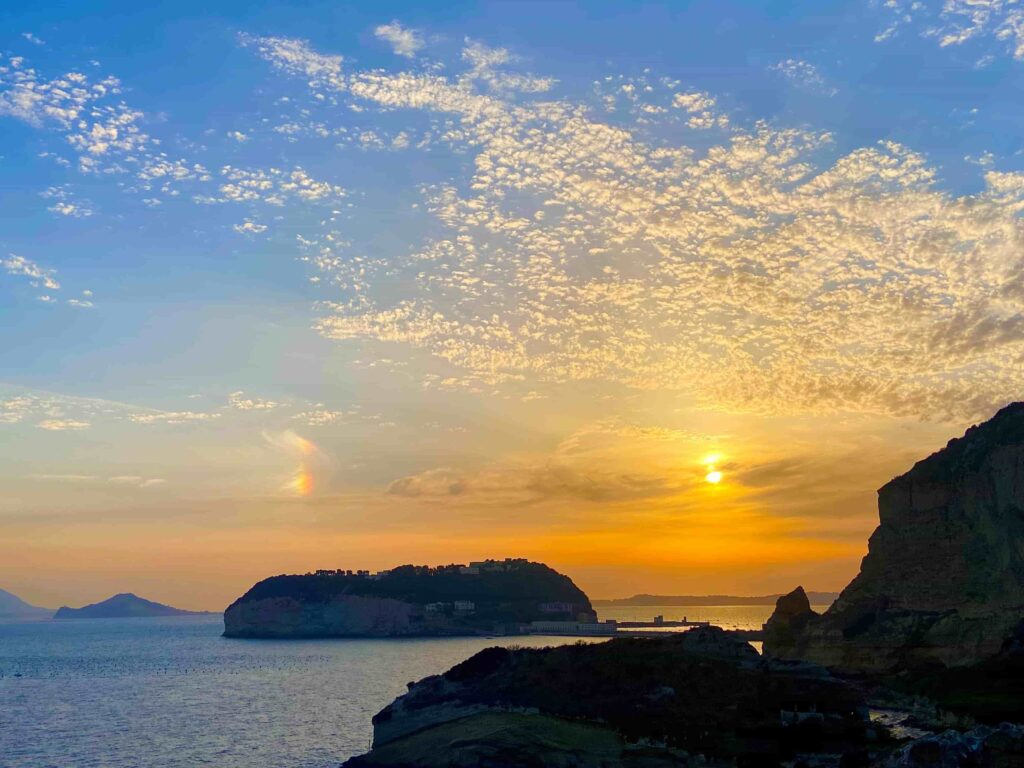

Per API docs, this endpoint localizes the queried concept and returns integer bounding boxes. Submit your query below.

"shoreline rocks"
[342,627,877,767]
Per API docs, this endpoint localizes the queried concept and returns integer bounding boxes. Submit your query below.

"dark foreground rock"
[765,403,1024,677]
[343,627,877,767]
[882,723,1024,767]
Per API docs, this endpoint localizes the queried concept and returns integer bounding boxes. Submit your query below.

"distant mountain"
[592,592,839,607]
[0,588,54,620]
[54,593,209,619]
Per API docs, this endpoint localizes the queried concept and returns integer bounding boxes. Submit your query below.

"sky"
[2,0,1024,611]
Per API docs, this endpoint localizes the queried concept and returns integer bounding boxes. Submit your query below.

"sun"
[705,470,723,484]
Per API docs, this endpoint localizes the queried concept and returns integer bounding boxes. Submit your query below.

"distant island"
[55,592,210,619]
[224,558,594,638]
[593,592,839,607]
[0,587,53,620]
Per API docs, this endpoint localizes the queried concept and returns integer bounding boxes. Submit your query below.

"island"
[54,592,209,619]
[224,558,595,638]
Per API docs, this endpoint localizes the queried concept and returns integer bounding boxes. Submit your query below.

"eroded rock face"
[223,594,423,638]
[765,403,1024,673]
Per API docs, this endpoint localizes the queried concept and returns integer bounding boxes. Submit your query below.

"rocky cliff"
[224,559,593,638]
[342,627,874,767]
[764,403,1024,674]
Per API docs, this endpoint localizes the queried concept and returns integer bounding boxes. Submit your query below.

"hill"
[0,587,53,620]
[224,558,593,638]
[54,593,208,619]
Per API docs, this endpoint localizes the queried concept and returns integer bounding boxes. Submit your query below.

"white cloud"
[770,58,837,95]
[233,219,268,235]
[3,253,60,290]
[43,185,94,218]
[128,410,220,425]
[22,32,44,46]
[672,90,729,128]
[203,166,346,206]
[293,409,345,426]
[36,418,90,431]
[0,54,207,196]
[228,391,280,410]
[877,0,1024,61]
[227,130,249,142]
[249,34,1024,422]
[374,21,424,58]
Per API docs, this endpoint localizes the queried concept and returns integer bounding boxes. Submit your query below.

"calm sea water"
[0,605,815,768]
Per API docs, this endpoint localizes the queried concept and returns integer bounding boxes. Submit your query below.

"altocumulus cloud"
[245,33,1024,422]
[877,0,1024,61]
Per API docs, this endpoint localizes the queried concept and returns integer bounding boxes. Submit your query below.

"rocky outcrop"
[763,586,820,653]
[343,628,875,766]
[224,559,593,638]
[883,723,1024,767]
[765,403,1024,674]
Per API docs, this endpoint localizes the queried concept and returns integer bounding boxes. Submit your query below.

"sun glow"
[705,470,723,484]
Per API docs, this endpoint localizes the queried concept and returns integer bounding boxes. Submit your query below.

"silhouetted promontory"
[224,558,594,638]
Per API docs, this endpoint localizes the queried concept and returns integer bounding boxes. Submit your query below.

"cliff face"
[343,628,872,767]
[224,559,593,638]
[765,403,1024,673]
[224,593,426,638]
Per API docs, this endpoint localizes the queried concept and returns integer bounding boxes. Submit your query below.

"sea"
[0,604,827,768]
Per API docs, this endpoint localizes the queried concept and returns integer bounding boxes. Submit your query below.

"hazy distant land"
[592,592,839,607]
[54,593,212,619]
[0,587,53,620]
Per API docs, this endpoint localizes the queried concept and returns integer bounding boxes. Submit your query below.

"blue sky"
[3,0,1024,608]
